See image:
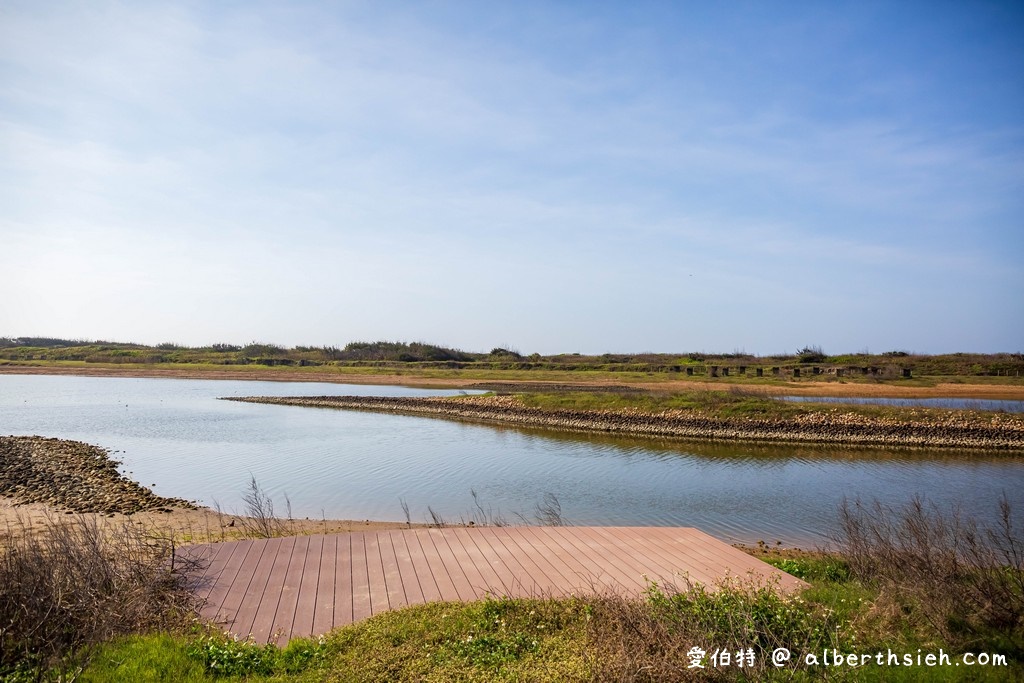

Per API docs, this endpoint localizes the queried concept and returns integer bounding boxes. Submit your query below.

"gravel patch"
[225,395,1024,451]
[0,436,197,514]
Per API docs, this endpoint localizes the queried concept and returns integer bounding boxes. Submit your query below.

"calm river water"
[1,374,1021,547]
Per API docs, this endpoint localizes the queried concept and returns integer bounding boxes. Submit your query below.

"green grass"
[80,599,594,683]
[514,389,806,418]
[79,634,209,683]
[511,389,1024,425]
[72,559,1023,682]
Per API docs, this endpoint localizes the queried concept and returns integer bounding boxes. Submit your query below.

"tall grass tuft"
[585,578,846,681]
[838,494,1024,655]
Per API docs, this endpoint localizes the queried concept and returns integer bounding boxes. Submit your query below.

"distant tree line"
[0,338,1021,376]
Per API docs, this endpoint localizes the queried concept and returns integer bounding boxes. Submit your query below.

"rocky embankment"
[226,395,1024,450]
[0,436,197,514]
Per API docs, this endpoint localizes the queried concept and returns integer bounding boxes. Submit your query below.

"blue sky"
[2,1,1021,355]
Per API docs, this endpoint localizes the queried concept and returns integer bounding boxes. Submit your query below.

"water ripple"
[1,374,1022,546]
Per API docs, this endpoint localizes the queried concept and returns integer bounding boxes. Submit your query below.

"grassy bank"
[515,388,1023,422]
[230,393,1024,450]
[76,524,1024,681]
[3,495,1022,681]
[2,338,1023,399]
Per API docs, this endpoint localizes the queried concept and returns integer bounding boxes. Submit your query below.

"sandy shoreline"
[2,364,1023,399]
[0,497,415,545]
[0,436,417,545]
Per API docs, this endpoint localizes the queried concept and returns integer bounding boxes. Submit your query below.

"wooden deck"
[183,526,806,645]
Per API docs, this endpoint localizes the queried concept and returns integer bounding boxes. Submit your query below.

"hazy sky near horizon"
[2,1,1022,355]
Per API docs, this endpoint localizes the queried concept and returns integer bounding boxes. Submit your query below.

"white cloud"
[1,1,1020,352]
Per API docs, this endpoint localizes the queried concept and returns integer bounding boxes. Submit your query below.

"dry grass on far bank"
[3,362,1023,399]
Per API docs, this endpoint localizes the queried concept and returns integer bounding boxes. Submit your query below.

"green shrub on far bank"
[3,336,1023,377]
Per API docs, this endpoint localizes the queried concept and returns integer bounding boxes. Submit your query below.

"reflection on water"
[1,374,1022,547]
[778,395,1024,413]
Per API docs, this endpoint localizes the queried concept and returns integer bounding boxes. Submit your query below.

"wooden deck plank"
[234,537,291,641]
[311,533,338,635]
[179,543,218,599]
[562,527,661,592]
[536,527,644,593]
[378,532,409,610]
[436,527,491,599]
[332,533,356,628]
[200,540,256,619]
[631,527,751,586]
[584,526,712,589]
[630,527,764,583]
[363,532,390,614]
[185,542,224,602]
[412,530,464,602]
[669,527,806,591]
[269,535,311,646]
[249,535,299,645]
[496,526,579,594]
[446,527,508,596]
[350,533,372,622]
[429,528,479,602]
[190,527,807,645]
[466,528,538,598]
[484,527,560,597]
[606,527,726,587]
[586,527,721,588]
[209,539,269,634]
[470,527,533,596]
[388,530,426,606]
[504,526,588,595]
[290,534,323,641]
[401,529,443,603]
[522,526,620,594]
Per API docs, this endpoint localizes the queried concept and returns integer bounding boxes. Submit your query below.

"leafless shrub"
[239,475,284,539]
[468,488,508,527]
[0,513,204,678]
[837,494,1024,647]
[212,498,228,541]
[535,492,567,526]
[427,506,447,528]
[400,498,411,527]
